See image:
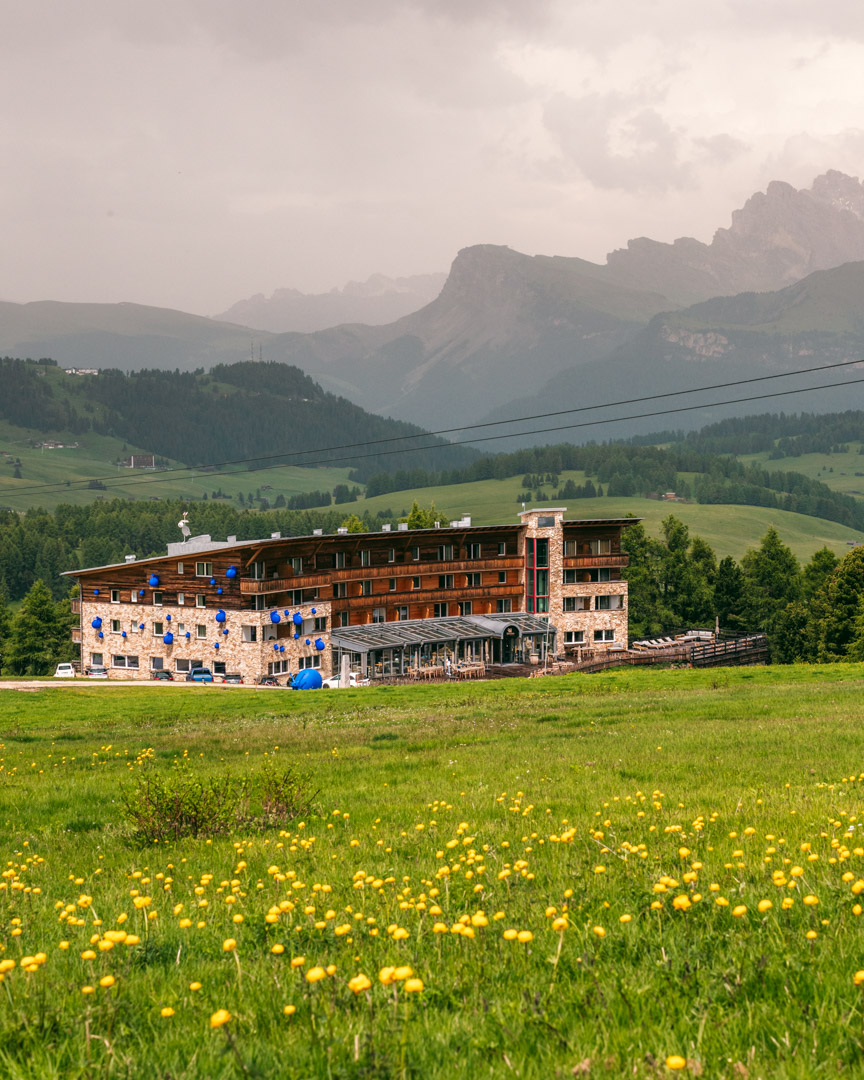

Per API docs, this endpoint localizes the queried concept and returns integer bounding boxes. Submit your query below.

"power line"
[4,357,864,498]
[4,369,864,500]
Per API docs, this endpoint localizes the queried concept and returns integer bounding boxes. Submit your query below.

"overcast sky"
[2,0,863,315]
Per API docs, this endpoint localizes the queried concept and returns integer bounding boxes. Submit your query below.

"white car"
[53,663,77,678]
[86,665,109,679]
[321,672,370,689]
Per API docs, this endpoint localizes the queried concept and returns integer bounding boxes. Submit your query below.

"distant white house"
[64,368,99,376]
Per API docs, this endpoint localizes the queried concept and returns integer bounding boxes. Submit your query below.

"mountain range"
[1,170,863,437]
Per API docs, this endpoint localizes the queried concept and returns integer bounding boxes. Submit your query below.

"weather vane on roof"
[178,511,191,541]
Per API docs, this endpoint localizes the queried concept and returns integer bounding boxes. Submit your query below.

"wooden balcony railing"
[339,585,520,611]
[563,554,628,569]
[70,599,81,614]
[71,627,82,644]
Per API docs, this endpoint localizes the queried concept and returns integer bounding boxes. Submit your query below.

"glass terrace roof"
[331,612,556,654]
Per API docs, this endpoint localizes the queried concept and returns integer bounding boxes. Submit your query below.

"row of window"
[562,595,625,612]
[267,656,321,675]
[104,616,328,638]
[563,629,616,645]
[340,599,513,627]
[253,543,512,579]
[93,652,323,674]
[109,589,209,607]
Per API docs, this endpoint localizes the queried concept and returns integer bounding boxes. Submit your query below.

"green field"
[3,668,864,1078]
[0,419,355,512]
[740,445,864,499]
[361,475,864,560]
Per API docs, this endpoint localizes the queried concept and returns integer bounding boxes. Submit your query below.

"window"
[335,552,346,570]
[563,570,577,585]
[412,576,421,590]
[177,593,185,605]
[465,572,482,587]
[153,591,163,606]
[467,543,481,560]
[372,608,386,623]
[564,631,585,645]
[396,606,408,621]
[177,563,184,574]
[110,619,121,633]
[438,574,454,590]
[196,561,213,577]
[196,624,207,639]
[537,516,555,527]
[175,658,195,673]
[242,626,258,643]
[268,659,290,676]
[389,578,397,592]
[525,538,549,614]
[213,662,226,676]
[437,544,453,561]
[361,581,372,597]
[498,542,507,556]
[314,616,327,632]
[196,594,206,608]
[111,589,120,604]
[564,540,577,557]
[153,622,164,636]
[298,655,321,669]
[254,595,268,610]
[459,601,473,616]
[360,550,371,567]
[595,595,624,610]
[131,591,138,603]
[334,583,347,599]
[176,623,185,636]
[496,599,512,613]
[433,603,448,618]
[338,612,350,627]
[150,656,164,671]
[388,547,395,563]
[290,557,303,575]
[91,652,103,666]
[563,597,590,612]
[250,561,266,580]
[594,629,615,642]
[412,546,420,561]
[498,571,508,584]
[112,655,139,669]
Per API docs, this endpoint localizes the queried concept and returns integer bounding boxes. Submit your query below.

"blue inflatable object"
[273,644,279,651]
[215,609,226,623]
[305,638,310,645]
[214,642,219,649]
[270,611,281,623]
[185,632,191,639]
[121,631,126,638]
[210,578,216,586]
[292,668,323,690]
[311,607,317,614]
[91,617,102,629]
[139,590,145,597]
[292,612,303,626]
[226,566,237,579]
[93,588,99,595]
[293,632,299,640]
[163,632,174,644]
[166,614,171,621]
[222,628,228,635]
[279,645,285,652]
[284,610,290,617]
[98,631,103,639]
[314,638,325,651]
[148,574,159,587]
[139,623,145,630]
[217,587,223,595]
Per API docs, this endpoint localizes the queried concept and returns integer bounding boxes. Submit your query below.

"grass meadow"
[3,667,864,1077]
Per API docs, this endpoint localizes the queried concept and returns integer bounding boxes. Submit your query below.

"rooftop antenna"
[178,511,191,542]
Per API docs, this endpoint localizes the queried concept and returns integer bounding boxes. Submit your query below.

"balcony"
[563,554,628,569]
[71,627,82,644]
[339,584,519,611]
[70,599,81,614]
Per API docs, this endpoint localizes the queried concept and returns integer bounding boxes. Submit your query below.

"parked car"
[221,673,244,684]
[152,670,174,681]
[257,675,280,687]
[185,668,213,683]
[85,665,108,678]
[53,663,77,678]
[321,671,370,689]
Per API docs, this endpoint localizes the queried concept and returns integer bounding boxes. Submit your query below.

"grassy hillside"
[2,667,864,1078]
[738,445,864,498]
[357,471,863,560]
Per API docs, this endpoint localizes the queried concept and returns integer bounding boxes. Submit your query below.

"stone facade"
[81,599,333,682]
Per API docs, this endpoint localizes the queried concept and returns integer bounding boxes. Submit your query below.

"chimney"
[337,527,348,535]
[397,522,408,531]
[125,554,136,562]
[227,535,237,543]
[313,529,323,536]
[382,524,391,532]
[270,532,281,539]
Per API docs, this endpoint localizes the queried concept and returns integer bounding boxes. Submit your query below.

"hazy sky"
[3,0,864,314]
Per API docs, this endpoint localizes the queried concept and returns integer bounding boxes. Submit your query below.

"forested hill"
[0,358,475,479]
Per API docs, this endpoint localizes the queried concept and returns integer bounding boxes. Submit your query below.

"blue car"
[185,668,213,683]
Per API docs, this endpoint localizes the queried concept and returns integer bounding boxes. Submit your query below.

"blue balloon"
[270,612,281,624]
[163,632,174,645]
[222,628,228,635]
[279,645,285,652]
[217,587,223,595]
[94,588,99,595]
[273,644,279,651]
[185,632,191,639]
[148,574,159,587]
[292,668,323,690]
[215,609,226,623]
[210,578,216,586]
[305,638,310,645]
[98,631,103,639]
[294,632,299,640]
[226,566,237,579]
[314,638,325,651]
[214,642,219,649]
[284,610,290,617]
[166,614,171,621]
[122,631,126,638]
[311,607,317,614]
[292,612,303,626]
[91,617,102,629]
[139,590,145,597]
[139,623,145,630]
